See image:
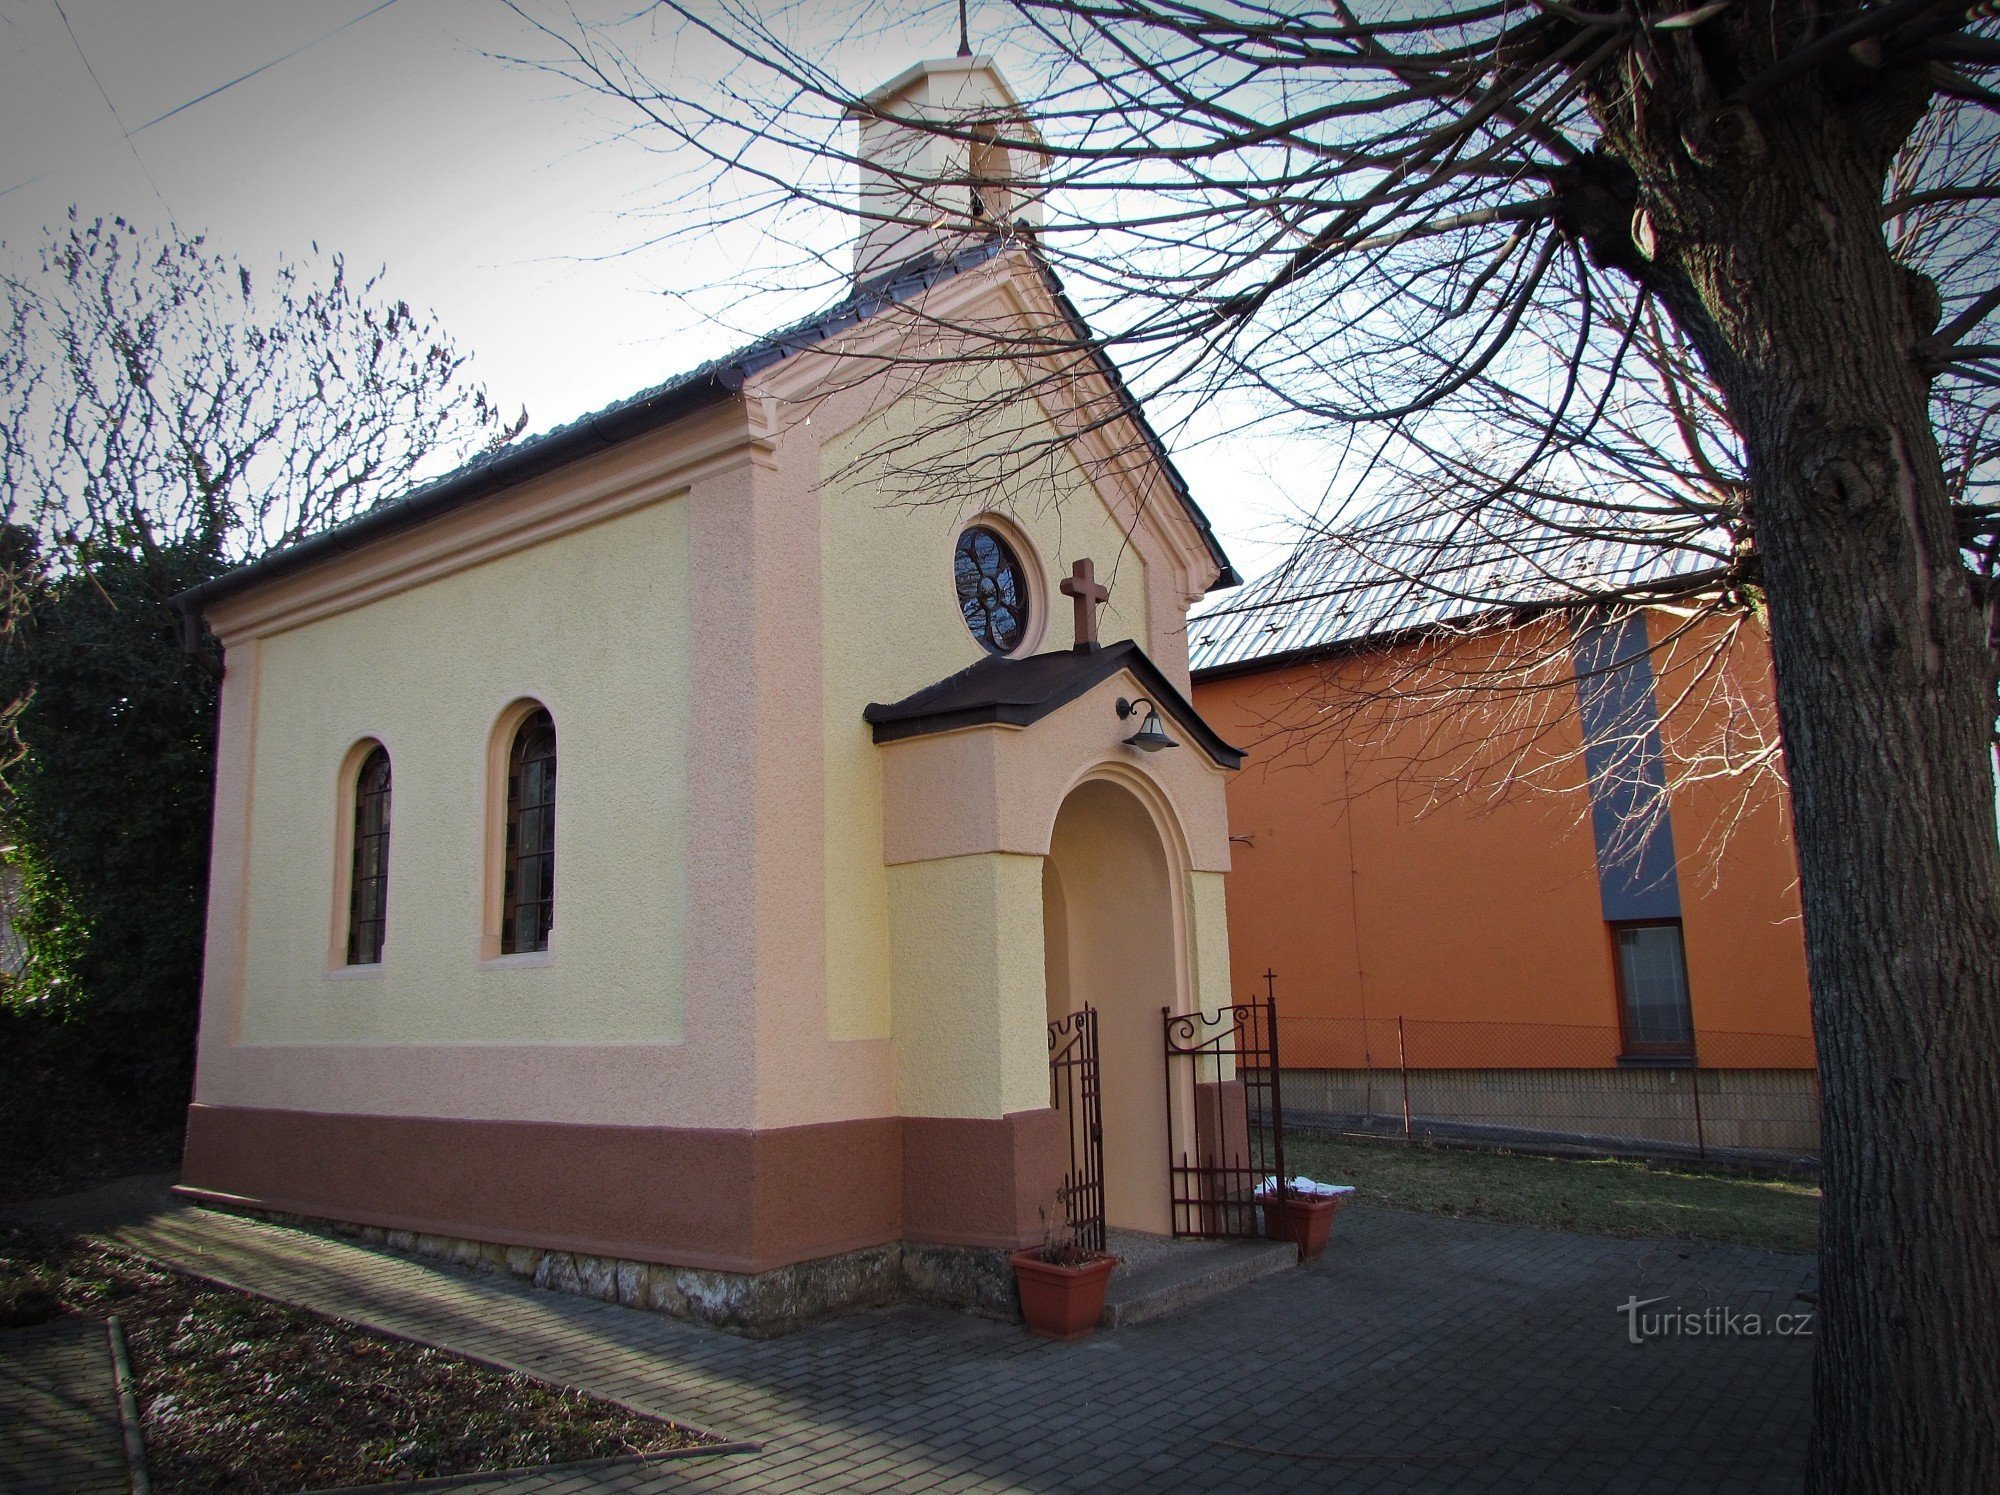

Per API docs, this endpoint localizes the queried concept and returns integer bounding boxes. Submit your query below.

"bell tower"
[851,57,1044,282]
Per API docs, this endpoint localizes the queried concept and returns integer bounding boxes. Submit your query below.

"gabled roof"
[864,638,1243,769]
[858,56,1041,148]
[177,242,1235,617]
[1028,254,1237,592]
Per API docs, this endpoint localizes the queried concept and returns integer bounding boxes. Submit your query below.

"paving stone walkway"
[91,1196,1815,1494]
[0,1318,132,1495]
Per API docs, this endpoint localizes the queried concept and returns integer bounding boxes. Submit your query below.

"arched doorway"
[1043,775,1182,1235]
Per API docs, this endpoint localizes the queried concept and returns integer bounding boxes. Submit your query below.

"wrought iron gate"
[1163,997,1286,1238]
[1047,1006,1106,1252]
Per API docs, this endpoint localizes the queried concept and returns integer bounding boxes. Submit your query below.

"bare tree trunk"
[1587,54,2000,1495]
[1752,258,2000,1495]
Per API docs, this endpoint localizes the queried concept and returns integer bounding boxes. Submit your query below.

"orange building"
[1190,568,1819,1159]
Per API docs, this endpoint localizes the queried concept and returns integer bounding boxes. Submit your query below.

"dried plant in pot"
[1009,1189,1120,1341]
[1256,1179,1356,1262]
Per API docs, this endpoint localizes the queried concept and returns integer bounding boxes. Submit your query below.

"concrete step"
[1098,1228,1297,1329]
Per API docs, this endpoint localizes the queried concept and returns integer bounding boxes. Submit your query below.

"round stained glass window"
[955,525,1029,654]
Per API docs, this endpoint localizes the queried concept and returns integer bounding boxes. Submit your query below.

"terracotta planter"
[1009,1249,1118,1340]
[1259,1193,1348,1262]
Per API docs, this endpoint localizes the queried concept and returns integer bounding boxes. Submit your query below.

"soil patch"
[1,1227,717,1493]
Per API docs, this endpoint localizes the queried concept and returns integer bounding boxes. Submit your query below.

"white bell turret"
[851,57,1045,282]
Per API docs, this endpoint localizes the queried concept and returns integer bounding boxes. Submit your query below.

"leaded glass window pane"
[502,709,557,954]
[955,525,1028,654]
[346,745,391,965]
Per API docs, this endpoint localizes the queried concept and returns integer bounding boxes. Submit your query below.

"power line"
[132,0,407,135]
[14,0,406,216]
[50,0,176,224]
[0,169,55,201]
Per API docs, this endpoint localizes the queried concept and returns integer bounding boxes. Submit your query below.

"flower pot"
[1259,1193,1347,1262]
[1009,1249,1118,1340]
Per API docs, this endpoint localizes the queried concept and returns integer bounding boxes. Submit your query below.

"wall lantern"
[1116,697,1180,753]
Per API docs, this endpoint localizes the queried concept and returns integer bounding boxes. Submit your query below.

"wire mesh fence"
[1274,1014,1819,1165]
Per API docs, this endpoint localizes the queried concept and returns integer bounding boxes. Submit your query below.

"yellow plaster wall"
[887,851,1049,1118]
[1187,870,1235,1008]
[818,366,1150,1044]
[237,497,690,1046]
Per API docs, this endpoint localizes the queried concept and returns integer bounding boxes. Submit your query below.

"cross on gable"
[1060,558,1110,652]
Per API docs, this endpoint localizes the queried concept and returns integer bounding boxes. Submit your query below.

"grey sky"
[0,0,1302,579]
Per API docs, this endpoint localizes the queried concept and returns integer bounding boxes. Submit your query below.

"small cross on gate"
[1060,558,1109,652]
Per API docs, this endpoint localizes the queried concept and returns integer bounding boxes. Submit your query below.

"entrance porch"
[868,631,1272,1258]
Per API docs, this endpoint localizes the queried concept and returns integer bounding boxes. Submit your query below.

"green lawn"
[1277,1132,1820,1253]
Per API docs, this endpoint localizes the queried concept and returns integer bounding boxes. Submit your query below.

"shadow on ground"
[6,1172,1819,1494]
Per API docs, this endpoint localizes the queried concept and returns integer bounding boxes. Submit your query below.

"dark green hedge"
[1,528,223,1162]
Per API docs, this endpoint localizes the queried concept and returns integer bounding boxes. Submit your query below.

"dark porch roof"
[863,639,1243,769]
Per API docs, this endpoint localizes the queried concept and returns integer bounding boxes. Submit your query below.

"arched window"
[346,745,392,965]
[969,136,1009,225]
[501,708,557,954]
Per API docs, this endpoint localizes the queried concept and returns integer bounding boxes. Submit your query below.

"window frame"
[1610,917,1697,1061]
[483,699,559,963]
[952,515,1045,658]
[327,737,392,975]
[344,744,393,966]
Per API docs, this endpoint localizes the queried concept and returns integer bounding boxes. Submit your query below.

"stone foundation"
[900,1242,1021,1320]
[224,1204,1021,1335]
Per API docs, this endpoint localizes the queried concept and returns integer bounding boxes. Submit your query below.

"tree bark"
[1580,19,2000,1492]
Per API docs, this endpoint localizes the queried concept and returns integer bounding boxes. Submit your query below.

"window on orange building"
[1613,920,1694,1058]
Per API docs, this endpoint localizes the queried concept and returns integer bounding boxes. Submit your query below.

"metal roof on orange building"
[1188,502,1727,676]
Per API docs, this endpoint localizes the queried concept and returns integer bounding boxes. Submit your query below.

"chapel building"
[175,57,1250,1326]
